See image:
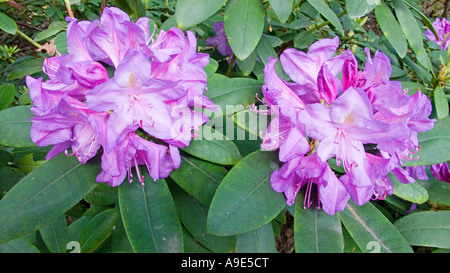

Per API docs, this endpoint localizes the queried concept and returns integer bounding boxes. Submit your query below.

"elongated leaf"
[205,74,263,117]
[79,208,119,253]
[39,214,68,253]
[224,0,265,60]
[434,86,449,120]
[0,83,15,111]
[306,0,344,35]
[183,125,242,165]
[0,105,35,148]
[0,153,100,244]
[269,0,293,23]
[236,50,257,76]
[207,150,286,236]
[34,21,67,42]
[339,200,413,253]
[294,200,344,253]
[84,183,118,206]
[375,3,408,58]
[256,35,290,81]
[345,0,377,19]
[6,58,44,80]
[389,173,429,204]
[417,176,450,206]
[403,0,438,40]
[0,11,17,34]
[175,0,227,29]
[394,211,450,248]
[118,177,183,253]
[170,154,227,206]
[235,223,277,253]
[0,238,40,253]
[393,0,431,70]
[402,115,450,166]
[170,182,235,253]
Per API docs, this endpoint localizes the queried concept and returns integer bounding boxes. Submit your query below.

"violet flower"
[431,162,450,183]
[425,18,450,50]
[206,21,233,57]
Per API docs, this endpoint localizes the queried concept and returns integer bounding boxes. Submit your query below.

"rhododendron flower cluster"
[425,18,450,50]
[27,7,216,186]
[259,37,436,215]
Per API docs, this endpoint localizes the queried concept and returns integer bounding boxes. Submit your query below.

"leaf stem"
[16,29,41,49]
[227,54,237,77]
[311,10,347,32]
[64,0,74,18]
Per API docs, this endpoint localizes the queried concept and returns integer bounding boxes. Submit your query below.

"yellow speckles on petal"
[128,73,137,88]
[344,114,355,127]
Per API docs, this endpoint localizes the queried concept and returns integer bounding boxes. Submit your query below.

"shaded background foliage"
[0,0,448,253]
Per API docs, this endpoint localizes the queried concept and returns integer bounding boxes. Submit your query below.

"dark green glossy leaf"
[0,153,100,244]
[339,200,413,253]
[170,154,227,206]
[224,0,265,60]
[235,223,277,253]
[294,200,344,253]
[0,105,36,148]
[306,0,344,35]
[269,0,293,23]
[183,125,242,165]
[79,208,119,253]
[402,115,450,166]
[205,74,263,117]
[207,150,286,236]
[0,11,17,35]
[394,210,450,248]
[389,173,429,204]
[34,21,67,42]
[6,58,44,80]
[170,182,235,253]
[118,177,183,253]
[374,3,407,58]
[393,0,431,70]
[0,238,40,253]
[403,0,438,40]
[175,0,227,29]
[0,83,15,111]
[39,214,68,253]
[434,86,449,120]
[84,183,118,206]
[345,0,376,19]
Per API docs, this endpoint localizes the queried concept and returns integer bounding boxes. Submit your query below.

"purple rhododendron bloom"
[425,18,450,50]
[431,162,450,183]
[206,21,233,57]
[259,37,436,214]
[27,7,216,187]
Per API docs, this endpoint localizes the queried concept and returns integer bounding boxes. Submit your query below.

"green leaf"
[402,115,450,166]
[203,58,219,78]
[0,167,25,193]
[170,154,227,206]
[394,210,450,248]
[0,105,35,148]
[170,182,235,253]
[39,214,68,253]
[417,176,450,206]
[0,83,15,111]
[0,153,100,244]
[403,0,439,40]
[183,125,242,165]
[389,173,429,204]
[118,177,183,253]
[293,30,314,49]
[84,183,118,206]
[0,11,17,35]
[269,0,293,23]
[54,31,68,55]
[374,3,408,58]
[79,208,119,253]
[235,223,277,253]
[175,0,227,29]
[345,0,377,19]
[224,0,265,60]
[205,74,263,116]
[339,200,413,253]
[236,50,257,76]
[392,0,431,71]
[294,201,344,253]
[0,238,40,253]
[306,0,344,35]
[182,228,213,253]
[256,35,289,80]
[207,150,286,236]
[434,86,449,120]
[6,58,44,80]
[34,21,67,42]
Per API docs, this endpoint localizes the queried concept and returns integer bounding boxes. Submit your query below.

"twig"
[16,21,42,32]
[100,0,108,17]
[16,29,41,49]
[227,54,237,77]
[64,0,75,18]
